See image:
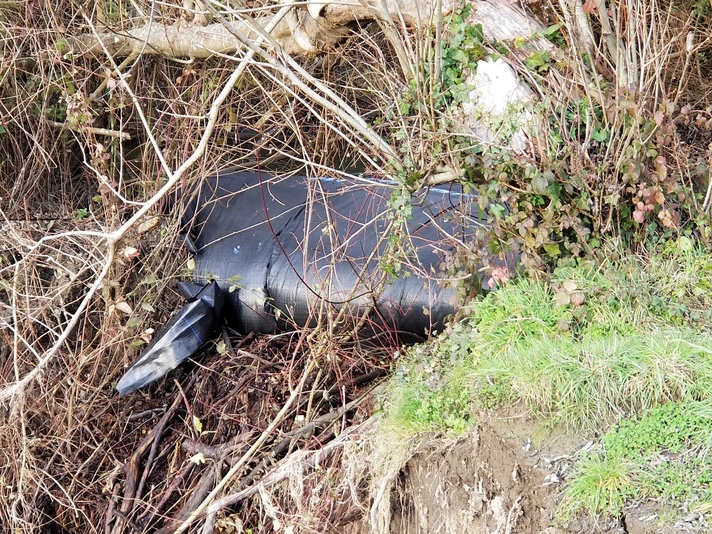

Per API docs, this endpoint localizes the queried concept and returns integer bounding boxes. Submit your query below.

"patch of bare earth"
[381,414,700,534]
[390,423,551,533]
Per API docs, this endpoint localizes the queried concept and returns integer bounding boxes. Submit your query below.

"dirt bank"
[382,416,699,534]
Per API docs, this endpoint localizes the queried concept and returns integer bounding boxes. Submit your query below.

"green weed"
[558,451,643,519]
[440,5,488,104]
[383,323,474,435]
[560,401,712,519]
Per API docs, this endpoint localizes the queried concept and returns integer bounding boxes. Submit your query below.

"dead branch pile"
[104,331,388,534]
[0,0,427,530]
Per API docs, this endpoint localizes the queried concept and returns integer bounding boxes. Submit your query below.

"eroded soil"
[386,414,702,534]
[390,424,551,533]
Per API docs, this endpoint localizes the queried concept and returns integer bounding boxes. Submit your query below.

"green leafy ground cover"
[382,237,712,522]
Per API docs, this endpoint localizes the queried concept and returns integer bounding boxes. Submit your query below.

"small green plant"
[383,323,475,435]
[604,402,711,459]
[560,401,712,520]
[541,23,565,48]
[558,451,642,519]
[525,50,552,73]
[692,0,711,18]
[380,185,415,278]
[440,5,488,104]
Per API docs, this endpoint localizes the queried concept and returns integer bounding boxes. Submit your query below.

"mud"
[386,415,701,534]
[390,421,552,533]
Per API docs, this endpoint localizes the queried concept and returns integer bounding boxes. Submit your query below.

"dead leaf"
[188,452,207,465]
[554,291,571,306]
[121,246,140,260]
[583,0,597,14]
[570,292,585,306]
[114,300,133,315]
[140,328,154,343]
[490,266,512,286]
[658,209,678,229]
[137,216,160,234]
[193,415,203,434]
[652,190,665,205]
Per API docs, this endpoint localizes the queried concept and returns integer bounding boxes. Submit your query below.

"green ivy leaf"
[544,243,561,256]
[489,204,506,220]
[592,128,609,142]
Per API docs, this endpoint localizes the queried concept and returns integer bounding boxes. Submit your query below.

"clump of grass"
[557,451,644,519]
[467,276,565,355]
[464,239,712,431]
[473,329,712,431]
[559,401,712,520]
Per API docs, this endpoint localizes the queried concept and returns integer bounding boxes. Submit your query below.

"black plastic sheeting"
[116,280,223,395]
[182,172,490,336]
[117,171,503,394]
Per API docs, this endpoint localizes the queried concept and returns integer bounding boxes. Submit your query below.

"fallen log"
[68,0,548,60]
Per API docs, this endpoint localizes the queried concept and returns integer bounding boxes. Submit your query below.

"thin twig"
[45,120,131,140]
[172,357,318,534]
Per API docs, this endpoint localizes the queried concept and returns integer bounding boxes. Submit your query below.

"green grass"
[559,401,712,520]
[472,329,712,431]
[558,451,644,518]
[380,237,712,522]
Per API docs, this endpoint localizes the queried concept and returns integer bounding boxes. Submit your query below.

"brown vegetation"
[1,0,711,532]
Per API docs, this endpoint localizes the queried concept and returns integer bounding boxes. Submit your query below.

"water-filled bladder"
[182,172,489,335]
[117,172,503,394]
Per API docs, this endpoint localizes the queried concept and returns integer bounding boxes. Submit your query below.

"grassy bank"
[381,237,712,522]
